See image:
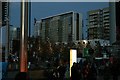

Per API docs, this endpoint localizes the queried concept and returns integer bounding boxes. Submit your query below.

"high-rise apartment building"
[87,7,110,40]
[0,1,9,62]
[35,11,83,43]
[0,2,9,27]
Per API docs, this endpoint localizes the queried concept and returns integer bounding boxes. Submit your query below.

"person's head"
[73,62,76,66]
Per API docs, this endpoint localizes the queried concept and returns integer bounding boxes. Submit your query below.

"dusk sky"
[1,2,109,45]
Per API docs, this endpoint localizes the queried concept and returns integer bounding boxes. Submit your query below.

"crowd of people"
[44,57,120,80]
[45,61,69,80]
[71,57,120,80]
[71,60,97,80]
[43,56,120,80]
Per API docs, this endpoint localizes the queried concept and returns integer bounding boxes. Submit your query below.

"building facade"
[10,26,20,41]
[87,7,110,40]
[35,11,83,43]
[110,2,120,44]
[0,2,9,63]
[109,2,120,57]
[0,1,2,27]
[0,2,9,79]
[9,26,20,54]
[34,20,41,38]
[0,2,9,27]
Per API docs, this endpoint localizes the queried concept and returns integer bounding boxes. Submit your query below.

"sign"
[83,48,89,57]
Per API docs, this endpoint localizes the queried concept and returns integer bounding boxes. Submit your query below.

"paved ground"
[3,70,120,80]
[4,70,46,80]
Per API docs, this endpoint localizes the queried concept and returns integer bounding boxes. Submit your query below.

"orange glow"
[20,0,28,72]
[20,46,28,72]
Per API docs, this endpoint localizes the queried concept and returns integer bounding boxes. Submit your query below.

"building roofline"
[87,7,109,13]
[41,11,76,20]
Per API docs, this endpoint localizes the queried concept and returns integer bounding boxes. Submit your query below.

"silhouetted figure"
[52,68,59,80]
[111,58,119,80]
[71,62,79,80]
[57,64,66,80]
[82,63,90,80]
[77,63,82,80]
[88,63,97,80]
[103,63,110,80]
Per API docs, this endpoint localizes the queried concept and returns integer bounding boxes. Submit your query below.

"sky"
[9,2,109,39]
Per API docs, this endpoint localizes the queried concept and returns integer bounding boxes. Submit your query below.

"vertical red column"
[20,0,28,72]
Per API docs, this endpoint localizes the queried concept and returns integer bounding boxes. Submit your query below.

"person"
[71,62,79,80]
[103,63,110,80]
[71,62,75,80]
[82,62,90,80]
[57,63,66,80]
[111,58,119,80]
[52,68,59,80]
[88,63,97,80]
[77,63,82,80]
[65,68,70,80]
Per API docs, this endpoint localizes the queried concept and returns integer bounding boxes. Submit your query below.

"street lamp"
[15,0,29,80]
[20,0,29,72]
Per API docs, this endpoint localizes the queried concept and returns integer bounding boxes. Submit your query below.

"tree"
[94,41,102,57]
[77,42,84,57]
[86,41,94,56]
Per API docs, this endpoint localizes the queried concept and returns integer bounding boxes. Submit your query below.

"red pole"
[20,0,28,72]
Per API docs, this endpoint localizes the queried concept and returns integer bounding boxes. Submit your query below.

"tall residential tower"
[87,7,110,40]
[34,11,83,43]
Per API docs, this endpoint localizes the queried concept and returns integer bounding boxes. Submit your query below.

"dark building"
[0,2,9,26]
[109,2,120,57]
[116,2,120,41]
[87,7,110,40]
[34,11,83,43]
[110,2,120,44]
[0,1,9,63]
[10,27,20,55]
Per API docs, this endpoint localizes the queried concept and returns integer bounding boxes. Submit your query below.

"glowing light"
[70,49,77,77]
[83,40,87,44]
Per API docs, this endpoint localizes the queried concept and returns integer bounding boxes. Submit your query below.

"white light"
[95,57,103,59]
[70,49,77,77]
[13,28,16,31]
[83,40,87,44]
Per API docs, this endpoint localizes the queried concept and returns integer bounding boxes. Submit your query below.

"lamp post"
[15,0,29,80]
[20,0,28,72]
